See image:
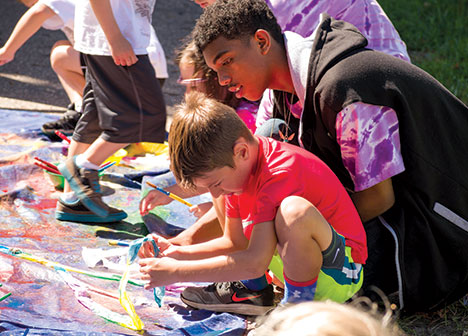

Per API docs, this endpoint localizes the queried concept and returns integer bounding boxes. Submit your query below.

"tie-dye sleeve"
[335,102,405,192]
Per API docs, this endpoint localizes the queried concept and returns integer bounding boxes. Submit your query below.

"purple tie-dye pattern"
[256,0,410,128]
[265,0,410,62]
[336,103,405,192]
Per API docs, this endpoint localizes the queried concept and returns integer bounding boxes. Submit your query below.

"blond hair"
[254,300,405,336]
[168,91,254,189]
[175,40,240,107]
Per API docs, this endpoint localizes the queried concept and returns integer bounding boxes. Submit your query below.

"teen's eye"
[214,181,221,187]
[222,58,232,66]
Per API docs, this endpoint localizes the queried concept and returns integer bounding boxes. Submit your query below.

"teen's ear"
[253,29,271,55]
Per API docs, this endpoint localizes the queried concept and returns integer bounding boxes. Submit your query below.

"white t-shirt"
[39,0,167,78]
[40,0,75,44]
[74,0,155,56]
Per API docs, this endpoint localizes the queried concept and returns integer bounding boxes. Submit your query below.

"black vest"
[278,15,468,313]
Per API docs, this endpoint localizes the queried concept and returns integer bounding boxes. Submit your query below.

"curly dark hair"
[192,0,283,52]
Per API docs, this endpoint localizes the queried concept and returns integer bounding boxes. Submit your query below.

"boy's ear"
[253,29,271,55]
[233,138,250,161]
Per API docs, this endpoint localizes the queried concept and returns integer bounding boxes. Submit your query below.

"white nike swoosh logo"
[332,248,340,264]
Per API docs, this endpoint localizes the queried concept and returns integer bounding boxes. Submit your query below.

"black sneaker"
[55,199,127,223]
[42,103,82,141]
[180,281,276,316]
[58,156,109,218]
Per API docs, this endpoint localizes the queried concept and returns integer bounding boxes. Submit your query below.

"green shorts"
[268,229,363,303]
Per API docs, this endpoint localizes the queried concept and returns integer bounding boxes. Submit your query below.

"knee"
[50,42,71,71]
[275,196,317,237]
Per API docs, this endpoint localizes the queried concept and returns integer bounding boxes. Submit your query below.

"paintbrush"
[34,156,59,170]
[108,240,130,247]
[0,292,11,302]
[98,161,116,172]
[54,130,71,143]
[146,181,193,207]
[34,161,60,175]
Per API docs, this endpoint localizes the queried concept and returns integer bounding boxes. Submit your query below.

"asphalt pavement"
[0,0,202,123]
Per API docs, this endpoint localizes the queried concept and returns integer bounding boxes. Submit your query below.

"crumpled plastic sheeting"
[0,109,246,335]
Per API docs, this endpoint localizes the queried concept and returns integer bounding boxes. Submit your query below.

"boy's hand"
[139,190,173,216]
[0,47,14,66]
[139,257,178,288]
[108,36,138,67]
[189,202,213,218]
[138,234,180,259]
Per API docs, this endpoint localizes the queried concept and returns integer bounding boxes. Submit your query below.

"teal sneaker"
[55,199,127,223]
[58,156,109,217]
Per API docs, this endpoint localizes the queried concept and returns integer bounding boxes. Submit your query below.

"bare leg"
[275,195,333,282]
[50,40,85,105]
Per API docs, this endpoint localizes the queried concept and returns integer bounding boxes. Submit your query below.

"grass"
[379,0,468,104]
[373,1,468,333]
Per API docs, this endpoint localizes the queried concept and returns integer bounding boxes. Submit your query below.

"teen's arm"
[350,178,395,222]
[89,0,137,66]
[139,220,277,288]
[0,3,55,66]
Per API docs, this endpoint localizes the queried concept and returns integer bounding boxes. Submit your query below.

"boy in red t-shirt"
[138,92,367,315]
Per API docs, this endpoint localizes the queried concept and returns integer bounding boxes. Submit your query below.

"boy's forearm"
[173,235,245,260]
[2,3,55,55]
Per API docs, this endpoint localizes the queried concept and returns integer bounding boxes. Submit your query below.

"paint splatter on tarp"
[0,109,246,335]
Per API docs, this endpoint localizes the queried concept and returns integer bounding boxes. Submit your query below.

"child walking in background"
[0,0,168,141]
[57,0,166,223]
[138,92,367,315]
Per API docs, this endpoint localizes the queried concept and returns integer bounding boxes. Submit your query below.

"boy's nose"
[209,187,222,198]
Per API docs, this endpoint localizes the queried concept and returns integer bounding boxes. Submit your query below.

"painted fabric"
[0,108,246,335]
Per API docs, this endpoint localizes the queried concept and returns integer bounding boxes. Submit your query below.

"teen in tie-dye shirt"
[191,0,409,193]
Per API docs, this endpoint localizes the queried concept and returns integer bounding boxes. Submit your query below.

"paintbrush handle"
[108,240,130,247]
[34,157,57,170]
[146,181,193,207]
[98,161,116,172]
[54,130,71,143]
[34,162,60,175]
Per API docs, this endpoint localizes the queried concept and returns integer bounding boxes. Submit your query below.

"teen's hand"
[189,202,213,218]
[108,35,138,67]
[139,257,179,288]
[0,47,14,66]
[139,190,173,216]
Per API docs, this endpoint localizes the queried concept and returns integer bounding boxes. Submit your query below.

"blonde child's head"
[254,300,405,336]
[175,40,240,107]
[168,91,254,189]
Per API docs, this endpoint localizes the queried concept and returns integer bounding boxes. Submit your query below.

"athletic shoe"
[180,281,276,316]
[58,156,109,217]
[55,199,127,223]
[41,103,82,141]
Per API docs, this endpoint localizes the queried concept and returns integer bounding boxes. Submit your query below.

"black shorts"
[73,54,166,144]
